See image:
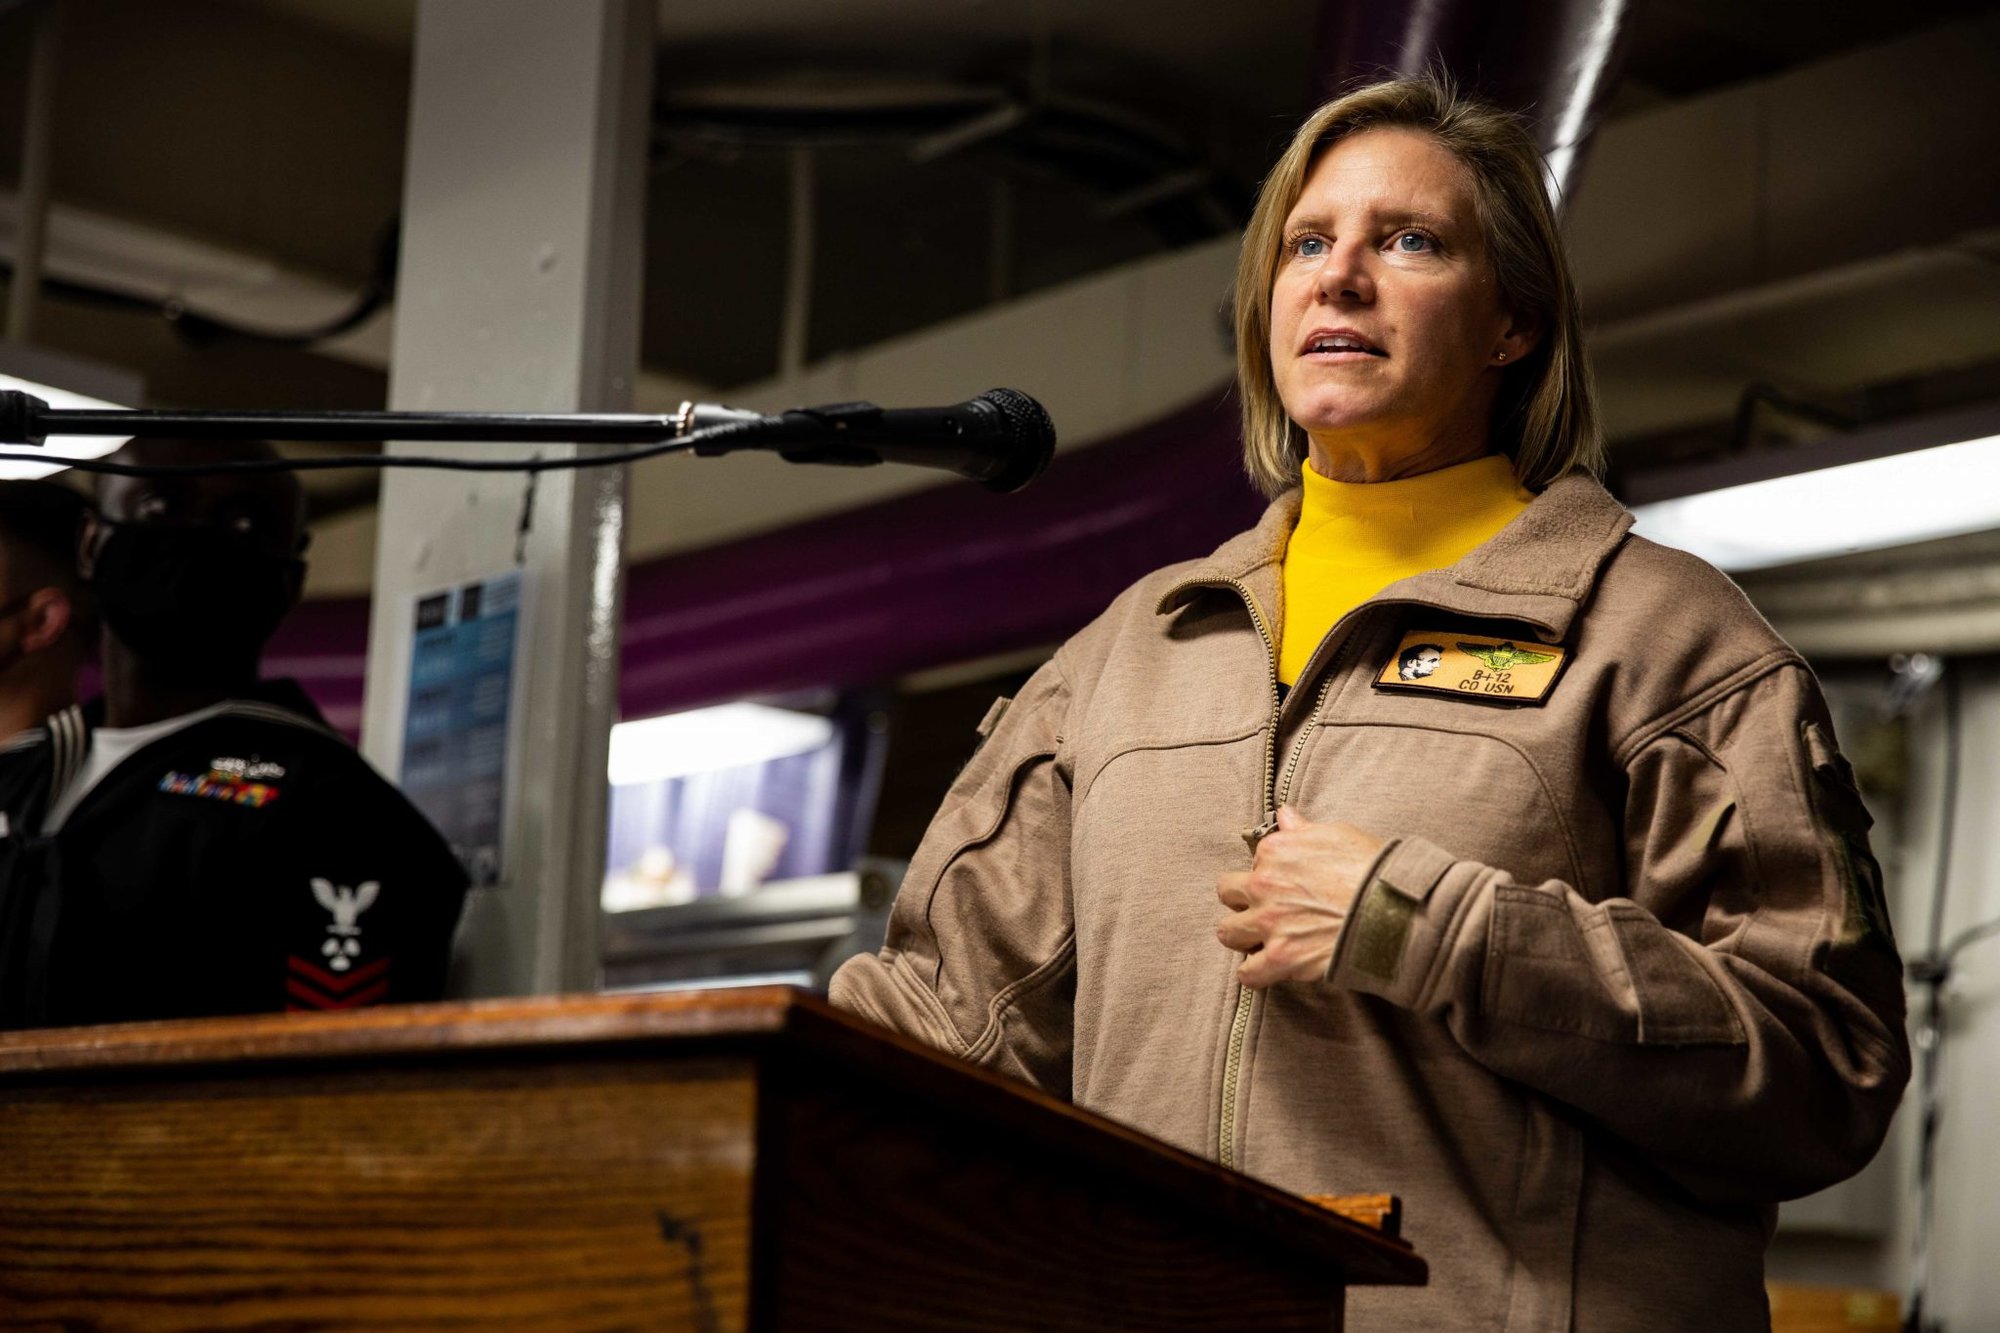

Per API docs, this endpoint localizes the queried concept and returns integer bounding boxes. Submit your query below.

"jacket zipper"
[1167,571,1368,1171]
[1163,573,1565,1169]
[1224,626,1365,1169]
[1207,576,1280,1172]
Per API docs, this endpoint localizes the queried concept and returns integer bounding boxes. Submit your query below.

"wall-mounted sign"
[399,571,524,887]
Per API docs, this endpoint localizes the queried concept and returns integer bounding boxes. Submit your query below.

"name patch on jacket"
[1373,631,1569,705]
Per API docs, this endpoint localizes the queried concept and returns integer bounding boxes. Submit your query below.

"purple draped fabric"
[263,594,373,739]
[265,393,1266,733]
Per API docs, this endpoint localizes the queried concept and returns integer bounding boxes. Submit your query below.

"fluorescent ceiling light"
[1624,402,2000,572]
[607,702,835,787]
[1630,435,2000,571]
[0,372,130,479]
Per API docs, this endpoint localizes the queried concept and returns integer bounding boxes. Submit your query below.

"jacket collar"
[1157,472,1634,643]
[1152,485,1298,632]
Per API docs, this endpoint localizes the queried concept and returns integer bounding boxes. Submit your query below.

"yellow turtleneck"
[1278,453,1533,686]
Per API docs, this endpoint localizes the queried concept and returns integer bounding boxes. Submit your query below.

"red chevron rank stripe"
[285,954,391,1011]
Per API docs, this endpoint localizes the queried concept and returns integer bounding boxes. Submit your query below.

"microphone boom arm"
[0,387,1053,492]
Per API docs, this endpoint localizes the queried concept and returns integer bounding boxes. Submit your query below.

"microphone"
[687,388,1056,494]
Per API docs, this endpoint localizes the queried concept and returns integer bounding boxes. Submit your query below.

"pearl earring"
[1495,351,1508,362]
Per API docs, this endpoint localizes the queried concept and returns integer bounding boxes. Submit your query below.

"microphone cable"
[0,425,745,480]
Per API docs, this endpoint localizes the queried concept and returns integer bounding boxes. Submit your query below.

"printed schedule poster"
[400,571,523,887]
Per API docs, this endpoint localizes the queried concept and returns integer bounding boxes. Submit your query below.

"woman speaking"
[833,76,1908,1330]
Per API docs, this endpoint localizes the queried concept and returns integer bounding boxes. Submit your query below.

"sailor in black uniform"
[0,440,467,1029]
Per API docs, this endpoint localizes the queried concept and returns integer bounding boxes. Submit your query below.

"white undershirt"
[42,705,230,834]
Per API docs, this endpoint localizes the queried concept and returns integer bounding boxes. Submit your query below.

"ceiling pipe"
[6,0,63,342]
[1308,0,1636,208]
[778,145,815,385]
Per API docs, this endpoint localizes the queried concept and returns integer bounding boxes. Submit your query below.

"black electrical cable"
[0,428,759,480]
[161,224,399,347]
[1936,915,2000,967]
[0,222,400,350]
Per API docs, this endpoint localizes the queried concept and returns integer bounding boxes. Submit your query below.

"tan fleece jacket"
[832,475,1909,1332]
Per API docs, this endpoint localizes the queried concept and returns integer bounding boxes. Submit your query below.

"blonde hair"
[1234,75,1603,497]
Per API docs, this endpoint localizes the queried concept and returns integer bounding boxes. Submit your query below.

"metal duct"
[1309,0,1636,205]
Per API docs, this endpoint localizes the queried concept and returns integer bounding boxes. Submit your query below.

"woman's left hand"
[1216,805,1386,988]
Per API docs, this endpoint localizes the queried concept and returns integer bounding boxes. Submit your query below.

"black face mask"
[91,521,303,673]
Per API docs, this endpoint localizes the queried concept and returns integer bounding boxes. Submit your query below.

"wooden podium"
[0,987,1424,1329]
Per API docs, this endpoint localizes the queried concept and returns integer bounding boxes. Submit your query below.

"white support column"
[361,0,652,997]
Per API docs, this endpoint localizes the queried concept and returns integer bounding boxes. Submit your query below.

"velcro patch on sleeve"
[1373,630,1569,705]
[1346,882,1418,982]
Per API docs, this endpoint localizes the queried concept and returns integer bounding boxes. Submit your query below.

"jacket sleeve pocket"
[830,656,1077,1097]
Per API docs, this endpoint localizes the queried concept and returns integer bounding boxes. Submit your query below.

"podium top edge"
[0,986,806,1075]
[0,985,1428,1283]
